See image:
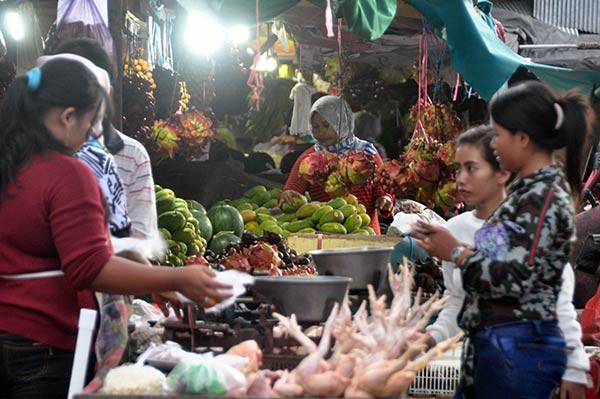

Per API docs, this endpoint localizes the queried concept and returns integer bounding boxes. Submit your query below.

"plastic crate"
[408,347,461,397]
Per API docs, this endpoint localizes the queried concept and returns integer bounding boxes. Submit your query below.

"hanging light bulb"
[4,11,24,41]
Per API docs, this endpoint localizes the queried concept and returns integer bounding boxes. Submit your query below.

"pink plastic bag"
[580,284,600,345]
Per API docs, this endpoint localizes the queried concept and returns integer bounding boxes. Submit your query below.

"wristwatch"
[450,245,467,263]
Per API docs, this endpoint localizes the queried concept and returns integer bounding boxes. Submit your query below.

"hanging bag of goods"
[48,0,114,62]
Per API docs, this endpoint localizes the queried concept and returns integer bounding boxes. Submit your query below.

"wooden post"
[108,0,124,130]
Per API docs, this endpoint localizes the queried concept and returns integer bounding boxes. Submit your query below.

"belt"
[0,270,64,280]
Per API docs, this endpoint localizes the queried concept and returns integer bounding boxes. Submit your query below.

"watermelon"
[208,232,241,255]
[196,213,213,242]
[207,205,244,237]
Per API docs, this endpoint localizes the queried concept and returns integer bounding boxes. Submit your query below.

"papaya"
[260,220,280,231]
[263,198,278,209]
[158,211,186,232]
[236,203,254,212]
[159,228,172,240]
[172,228,196,244]
[263,224,284,235]
[319,209,344,225]
[356,203,367,214]
[256,213,277,224]
[228,198,250,208]
[255,207,271,215]
[319,222,347,234]
[339,204,357,219]
[363,226,376,235]
[252,191,271,206]
[281,202,296,214]
[244,185,267,198]
[296,203,320,219]
[156,196,176,214]
[277,213,297,223]
[342,194,359,205]
[287,219,314,233]
[268,188,282,199]
[298,227,317,234]
[187,200,206,214]
[240,210,256,223]
[358,212,371,227]
[311,205,334,224]
[327,198,347,209]
[292,195,308,209]
[344,214,363,233]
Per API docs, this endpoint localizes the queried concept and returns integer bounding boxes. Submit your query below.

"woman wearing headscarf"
[281,96,393,234]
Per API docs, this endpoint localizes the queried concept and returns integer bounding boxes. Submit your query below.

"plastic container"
[408,347,462,397]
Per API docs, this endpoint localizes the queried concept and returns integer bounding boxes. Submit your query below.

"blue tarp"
[406,0,600,100]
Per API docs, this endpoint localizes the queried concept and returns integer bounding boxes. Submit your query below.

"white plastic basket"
[408,347,461,397]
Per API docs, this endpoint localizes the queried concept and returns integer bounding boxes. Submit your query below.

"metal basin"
[251,276,351,323]
[309,247,393,290]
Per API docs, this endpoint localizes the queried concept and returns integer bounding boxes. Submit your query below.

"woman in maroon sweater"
[0,60,231,399]
[281,96,393,233]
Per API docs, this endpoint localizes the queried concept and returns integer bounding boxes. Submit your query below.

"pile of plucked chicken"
[233,261,462,398]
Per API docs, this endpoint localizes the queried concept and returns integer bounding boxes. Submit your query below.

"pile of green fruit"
[221,186,377,237]
[154,185,212,266]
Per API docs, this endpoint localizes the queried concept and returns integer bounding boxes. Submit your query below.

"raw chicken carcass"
[226,340,263,374]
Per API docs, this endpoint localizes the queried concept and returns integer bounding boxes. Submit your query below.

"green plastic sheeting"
[406,0,600,100]
[179,0,397,41]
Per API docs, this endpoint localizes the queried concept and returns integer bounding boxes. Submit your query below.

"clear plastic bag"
[49,0,114,62]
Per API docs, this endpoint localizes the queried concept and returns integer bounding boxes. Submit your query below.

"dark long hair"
[456,124,500,171]
[490,81,593,197]
[0,59,102,200]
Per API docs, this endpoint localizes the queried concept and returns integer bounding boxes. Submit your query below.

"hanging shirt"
[289,82,316,137]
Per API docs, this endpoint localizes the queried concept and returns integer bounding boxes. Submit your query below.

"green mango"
[158,211,186,232]
[319,209,344,225]
[327,198,348,209]
[358,212,371,227]
[363,226,376,235]
[167,239,180,255]
[351,228,370,236]
[256,213,276,224]
[178,242,188,256]
[356,203,367,214]
[159,228,172,240]
[296,203,320,219]
[281,202,296,214]
[344,214,363,233]
[156,188,175,199]
[174,198,188,209]
[277,213,297,223]
[319,222,347,234]
[263,224,284,235]
[171,228,196,244]
[252,191,271,206]
[244,185,267,198]
[175,207,193,220]
[287,219,314,233]
[339,204,357,219]
[236,203,254,212]
[268,188,282,199]
[154,184,163,192]
[263,199,278,209]
[156,196,176,214]
[186,242,200,256]
[255,207,271,215]
[311,205,334,223]
[298,227,317,234]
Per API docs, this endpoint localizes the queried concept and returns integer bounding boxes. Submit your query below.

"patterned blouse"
[459,164,574,332]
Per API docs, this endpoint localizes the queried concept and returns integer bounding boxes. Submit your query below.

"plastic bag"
[204,270,254,314]
[580,284,600,345]
[50,0,114,62]
[162,353,247,396]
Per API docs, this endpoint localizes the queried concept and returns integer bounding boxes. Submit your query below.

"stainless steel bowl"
[251,275,352,323]
[309,247,393,290]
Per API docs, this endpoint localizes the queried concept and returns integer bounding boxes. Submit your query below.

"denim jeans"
[0,332,74,399]
[454,320,567,399]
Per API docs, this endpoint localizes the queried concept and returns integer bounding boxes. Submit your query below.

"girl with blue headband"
[0,59,232,399]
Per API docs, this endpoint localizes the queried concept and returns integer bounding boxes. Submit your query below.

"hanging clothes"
[289,82,316,138]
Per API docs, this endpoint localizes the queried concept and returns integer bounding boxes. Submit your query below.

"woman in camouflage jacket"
[413,81,594,399]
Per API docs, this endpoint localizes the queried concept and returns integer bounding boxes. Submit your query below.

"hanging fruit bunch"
[298,150,377,199]
[151,66,191,119]
[122,74,155,145]
[148,111,215,162]
[124,57,156,93]
[178,82,191,111]
[405,100,462,140]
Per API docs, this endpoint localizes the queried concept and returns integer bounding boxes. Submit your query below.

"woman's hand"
[152,291,184,319]
[411,220,460,261]
[279,189,303,207]
[176,266,233,308]
[375,195,393,212]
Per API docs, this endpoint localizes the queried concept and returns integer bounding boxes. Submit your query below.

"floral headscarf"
[311,96,378,156]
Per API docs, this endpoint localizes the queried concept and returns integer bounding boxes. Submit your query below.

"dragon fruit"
[375,160,404,193]
[339,151,376,185]
[299,152,330,185]
[248,242,283,273]
[220,248,252,273]
[325,172,348,198]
